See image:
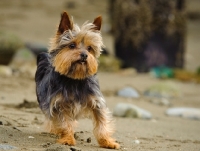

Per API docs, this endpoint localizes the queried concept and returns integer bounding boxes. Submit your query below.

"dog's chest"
[56,75,100,103]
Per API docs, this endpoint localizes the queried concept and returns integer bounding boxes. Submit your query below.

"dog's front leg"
[47,116,76,146]
[92,101,120,149]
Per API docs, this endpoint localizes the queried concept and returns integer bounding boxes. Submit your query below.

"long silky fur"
[35,52,104,118]
[35,12,120,149]
[49,22,104,58]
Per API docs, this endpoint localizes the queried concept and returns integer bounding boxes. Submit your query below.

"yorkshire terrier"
[35,11,120,149]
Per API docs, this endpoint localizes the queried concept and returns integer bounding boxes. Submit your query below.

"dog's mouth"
[77,60,87,65]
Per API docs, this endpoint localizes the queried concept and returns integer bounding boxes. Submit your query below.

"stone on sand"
[113,103,152,119]
[0,144,17,150]
[144,81,180,99]
[0,65,12,77]
[166,107,200,120]
[117,87,140,98]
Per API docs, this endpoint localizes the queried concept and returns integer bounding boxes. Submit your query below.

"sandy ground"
[0,0,200,151]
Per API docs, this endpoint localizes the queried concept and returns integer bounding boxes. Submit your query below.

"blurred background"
[0,0,200,75]
[0,1,200,150]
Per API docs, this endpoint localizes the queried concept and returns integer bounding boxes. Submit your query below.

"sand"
[0,0,200,151]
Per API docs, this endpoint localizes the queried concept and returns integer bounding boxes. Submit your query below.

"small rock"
[144,82,180,99]
[40,132,49,135]
[150,98,171,106]
[166,107,200,120]
[46,142,52,145]
[41,142,52,148]
[87,137,91,143]
[13,127,21,131]
[0,121,3,125]
[160,98,171,106]
[0,144,17,150]
[17,99,38,108]
[42,144,48,148]
[118,87,140,98]
[9,48,37,78]
[74,133,79,140]
[113,103,152,119]
[134,140,140,144]
[0,65,12,77]
[70,146,81,151]
[28,136,34,139]
[45,144,67,151]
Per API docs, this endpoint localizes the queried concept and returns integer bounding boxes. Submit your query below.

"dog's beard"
[52,49,98,79]
[66,61,88,79]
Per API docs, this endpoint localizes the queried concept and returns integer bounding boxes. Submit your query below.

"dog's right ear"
[93,16,102,31]
[58,11,73,34]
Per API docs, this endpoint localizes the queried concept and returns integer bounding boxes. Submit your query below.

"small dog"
[35,11,120,149]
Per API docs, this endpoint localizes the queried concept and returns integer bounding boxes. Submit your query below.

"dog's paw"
[57,137,76,146]
[98,138,120,149]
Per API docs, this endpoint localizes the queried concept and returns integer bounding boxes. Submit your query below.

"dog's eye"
[68,43,76,49]
[87,46,92,52]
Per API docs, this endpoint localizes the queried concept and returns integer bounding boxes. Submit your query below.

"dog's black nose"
[80,53,88,60]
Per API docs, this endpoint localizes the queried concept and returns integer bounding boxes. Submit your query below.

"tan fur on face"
[50,23,104,58]
[50,22,103,79]
[53,47,98,79]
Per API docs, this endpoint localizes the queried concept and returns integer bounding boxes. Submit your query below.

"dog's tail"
[35,52,51,82]
[35,52,52,111]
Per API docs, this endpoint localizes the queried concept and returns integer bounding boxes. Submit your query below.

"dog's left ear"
[58,11,73,34]
[93,16,102,31]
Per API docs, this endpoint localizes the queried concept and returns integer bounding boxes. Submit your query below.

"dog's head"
[49,12,104,80]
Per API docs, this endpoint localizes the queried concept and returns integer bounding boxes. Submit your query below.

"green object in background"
[0,30,24,65]
[144,81,181,99]
[196,67,200,75]
[150,66,174,79]
[99,55,121,72]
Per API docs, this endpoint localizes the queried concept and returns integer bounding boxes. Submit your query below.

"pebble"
[87,137,91,143]
[41,142,52,148]
[0,144,17,150]
[150,98,171,106]
[28,136,34,139]
[113,103,152,119]
[160,98,171,106]
[70,146,81,151]
[74,133,79,140]
[9,48,37,78]
[144,82,180,99]
[134,140,140,144]
[0,65,12,77]
[166,107,200,120]
[118,87,140,98]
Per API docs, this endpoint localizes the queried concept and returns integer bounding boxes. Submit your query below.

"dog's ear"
[58,11,73,34]
[93,16,102,31]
